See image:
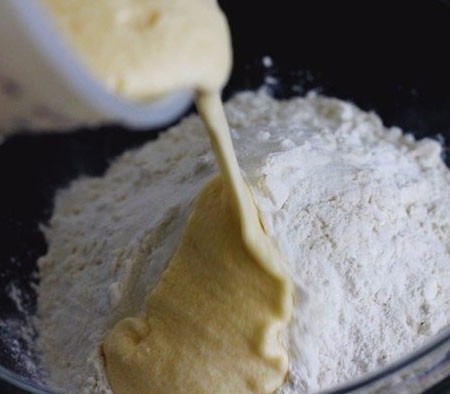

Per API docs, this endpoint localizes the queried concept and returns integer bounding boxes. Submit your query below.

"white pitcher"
[0,0,193,134]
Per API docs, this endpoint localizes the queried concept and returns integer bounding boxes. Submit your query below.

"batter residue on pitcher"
[41,0,293,392]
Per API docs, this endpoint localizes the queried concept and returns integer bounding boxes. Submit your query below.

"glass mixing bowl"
[0,0,449,393]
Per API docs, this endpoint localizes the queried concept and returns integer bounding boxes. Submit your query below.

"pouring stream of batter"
[40,0,293,392]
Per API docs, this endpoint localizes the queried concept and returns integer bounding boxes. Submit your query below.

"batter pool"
[36,91,450,394]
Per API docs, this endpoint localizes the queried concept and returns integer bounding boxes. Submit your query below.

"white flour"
[36,91,450,393]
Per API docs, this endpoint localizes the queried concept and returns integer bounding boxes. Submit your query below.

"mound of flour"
[36,91,450,393]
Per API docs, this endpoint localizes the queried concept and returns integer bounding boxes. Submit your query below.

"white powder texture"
[0,282,43,385]
[35,91,450,394]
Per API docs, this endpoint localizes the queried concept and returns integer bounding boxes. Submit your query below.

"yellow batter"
[41,1,294,393]
[41,0,231,100]
[103,174,292,393]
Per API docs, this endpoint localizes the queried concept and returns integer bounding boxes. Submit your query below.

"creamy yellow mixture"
[41,0,231,100]
[41,0,293,393]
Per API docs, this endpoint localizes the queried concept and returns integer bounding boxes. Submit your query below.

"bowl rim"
[0,327,449,393]
[322,326,450,393]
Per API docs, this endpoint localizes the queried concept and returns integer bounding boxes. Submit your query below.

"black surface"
[0,381,29,394]
[0,0,449,393]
